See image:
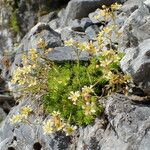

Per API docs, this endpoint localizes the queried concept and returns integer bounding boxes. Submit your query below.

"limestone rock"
[61,27,89,42]
[121,39,150,95]
[62,0,120,26]
[120,4,150,50]
[1,94,150,150]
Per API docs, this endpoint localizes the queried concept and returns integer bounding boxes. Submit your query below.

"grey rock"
[38,11,58,23]
[85,25,100,40]
[100,94,150,150]
[16,0,69,35]
[61,27,89,42]
[144,0,150,6]
[48,9,66,30]
[0,2,19,52]
[20,22,62,50]
[48,46,90,61]
[71,18,93,32]
[120,4,150,51]
[71,19,84,32]
[1,94,150,150]
[0,108,7,122]
[0,0,68,52]
[119,4,150,94]
[0,99,71,150]
[108,12,128,28]
[88,9,101,24]
[62,0,121,26]
[80,18,93,30]
[49,18,61,30]
[0,96,104,150]
[121,39,150,95]
[121,0,145,15]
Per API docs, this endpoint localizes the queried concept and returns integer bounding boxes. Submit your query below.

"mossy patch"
[10,10,20,34]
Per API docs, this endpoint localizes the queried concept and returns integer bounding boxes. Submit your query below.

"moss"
[43,60,107,126]
[0,116,3,123]
[10,10,20,34]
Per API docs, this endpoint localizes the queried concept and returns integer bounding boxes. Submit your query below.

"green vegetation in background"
[0,117,3,123]
[44,61,106,126]
[10,10,20,34]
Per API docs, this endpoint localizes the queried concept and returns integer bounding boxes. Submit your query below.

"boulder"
[119,4,150,94]
[85,25,100,40]
[100,94,150,150]
[71,18,93,32]
[18,22,62,51]
[0,98,77,150]
[121,39,150,95]
[62,0,121,26]
[0,108,6,122]
[48,46,90,61]
[61,27,89,42]
[120,4,150,50]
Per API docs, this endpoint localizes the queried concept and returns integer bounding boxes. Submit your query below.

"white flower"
[63,124,77,136]
[43,119,54,134]
[82,85,94,94]
[68,91,80,105]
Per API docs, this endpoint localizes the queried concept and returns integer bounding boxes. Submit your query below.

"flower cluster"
[65,40,99,55]
[11,39,53,95]
[95,3,122,21]
[11,48,38,87]
[99,50,132,95]
[10,106,33,124]
[43,111,77,136]
[68,86,98,116]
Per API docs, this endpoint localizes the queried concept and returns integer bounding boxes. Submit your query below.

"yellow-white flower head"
[43,119,54,134]
[68,91,80,105]
[10,114,23,124]
[63,124,77,136]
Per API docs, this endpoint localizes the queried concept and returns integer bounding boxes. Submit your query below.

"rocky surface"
[0,94,150,150]
[0,0,69,53]
[0,76,14,123]
[120,4,150,94]
[0,0,150,149]
[121,39,150,94]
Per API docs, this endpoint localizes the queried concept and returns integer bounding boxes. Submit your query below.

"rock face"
[61,0,120,26]
[102,94,150,150]
[1,0,150,149]
[120,4,150,50]
[0,0,69,52]
[0,94,150,150]
[120,4,150,95]
[0,1,16,52]
[0,76,14,122]
[121,39,150,94]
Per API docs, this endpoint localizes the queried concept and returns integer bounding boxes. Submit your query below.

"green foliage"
[10,10,20,34]
[43,49,126,126]
[44,61,105,126]
[0,117,3,123]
